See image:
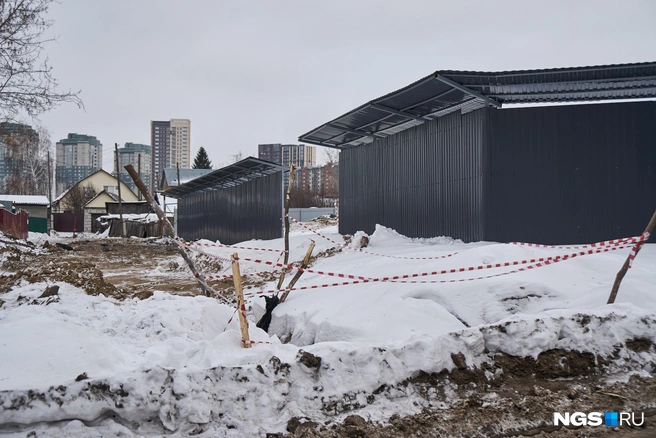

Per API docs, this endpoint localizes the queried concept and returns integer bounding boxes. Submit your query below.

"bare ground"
[0,237,277,303]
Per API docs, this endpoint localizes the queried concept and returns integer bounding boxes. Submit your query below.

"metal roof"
[0,195,49,206]
[163,157,287,199]
[160,168,214,189]
[299,61,656,149]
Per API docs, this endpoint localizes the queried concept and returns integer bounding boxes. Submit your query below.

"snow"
[0,220,655,436]
[0,194,49,205]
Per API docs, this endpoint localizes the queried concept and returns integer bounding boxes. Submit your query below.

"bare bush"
[63,183,96,212]
[0,0,83,120]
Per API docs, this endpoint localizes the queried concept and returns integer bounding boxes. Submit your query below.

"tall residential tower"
[150,119,190,192]
[55,133,103,196]
[116,142,151,193]
[257,143,316,188]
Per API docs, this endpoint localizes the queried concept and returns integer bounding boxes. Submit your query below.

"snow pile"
[0,223,655,436]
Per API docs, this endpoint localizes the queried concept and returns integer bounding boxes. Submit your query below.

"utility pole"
[115,143,126,237]
[47,151,53,235]
[137,154,142,201]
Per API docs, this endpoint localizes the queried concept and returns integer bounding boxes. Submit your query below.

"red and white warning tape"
[244,340,273,345]
[288,216,458,261]
[240,243,632,296]
[507,234,644,250]
[228,237,643,284]
[182,240,282,253]
[202,271,275,281]
[628,232,651,269]
[181,233,647,301]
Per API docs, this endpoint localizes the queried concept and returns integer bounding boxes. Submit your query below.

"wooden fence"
[0,209,29,240]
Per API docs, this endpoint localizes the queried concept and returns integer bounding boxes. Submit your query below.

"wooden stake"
[115,144,126,237]
[123,164,225,301]
[276,163,296,290]
[279,240,315,303]
[231,253,251,348]
[607,208,656,304]
[47,150,53,235]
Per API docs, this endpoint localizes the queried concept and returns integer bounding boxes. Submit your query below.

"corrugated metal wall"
[177,172,282,244]
[485,101,656,244]
[339,109,486,241]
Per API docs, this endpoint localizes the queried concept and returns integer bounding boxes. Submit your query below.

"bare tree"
[289,186,323,208]
[0,121,50,194]
[0,0,83,121]
[323,147,338,166]
[63,183,96,212]
[22,123,50,193]
[231,150,244,163]
[322,148,339,198]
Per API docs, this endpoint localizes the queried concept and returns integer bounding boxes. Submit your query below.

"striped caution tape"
[202,271,275,281]
[182,240,283,253]
[628,231,651,269]
[183,234,645,293]
[230,237,643,283]
[244,340,273,345]
[240,243,632,296]
[507,234,644,250]
[287,216,458,261]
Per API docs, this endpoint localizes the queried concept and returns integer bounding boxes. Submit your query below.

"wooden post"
[123,163,226,301]
[47,150,53,235]
[279,240,315,303]
[607,208,656,304]
[276,164,295,290]
[137,154,142,201]
[231,253,251,348]
[114,143,125,237]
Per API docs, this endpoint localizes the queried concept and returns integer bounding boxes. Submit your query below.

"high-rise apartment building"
[115,142,151,193]
[258,143,316,168]
[55,133,103,196]
[258,143,316,187]
[297,162,339,197]
[150,119,190,192]
[0,122,41,195]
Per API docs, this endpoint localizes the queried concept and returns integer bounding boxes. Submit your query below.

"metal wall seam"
[177,172,282,244]
[484,101,656,244]
[339,109,486,241]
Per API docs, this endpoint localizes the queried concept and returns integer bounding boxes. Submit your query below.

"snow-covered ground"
[0,221,654,436]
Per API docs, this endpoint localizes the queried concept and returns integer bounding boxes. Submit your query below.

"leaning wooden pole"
[124,164,222,300]
[279,240,315,303]
[115,144,126,237]
[231,253,251,348]
[276,164,296,290]
[607,208,656,304]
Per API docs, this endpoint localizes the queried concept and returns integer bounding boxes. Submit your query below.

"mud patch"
[283,350,656,438]
[626,338,654,353]
[307,247,343,267]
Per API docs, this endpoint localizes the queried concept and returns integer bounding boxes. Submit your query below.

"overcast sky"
[37,0,656,170]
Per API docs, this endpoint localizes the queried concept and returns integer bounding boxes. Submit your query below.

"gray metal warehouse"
[299,62,656,244]
[164,157,286,244]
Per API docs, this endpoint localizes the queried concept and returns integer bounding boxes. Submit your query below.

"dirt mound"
[308,215,338,227]
[0,238,200,299]
[278,348,656,437]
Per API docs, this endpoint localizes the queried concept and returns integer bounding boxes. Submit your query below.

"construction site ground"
[0,234,654,437]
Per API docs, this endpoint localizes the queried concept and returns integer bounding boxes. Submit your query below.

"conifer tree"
[192,147,212,169]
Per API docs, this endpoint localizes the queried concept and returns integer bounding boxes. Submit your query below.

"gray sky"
[38,0,656,170]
